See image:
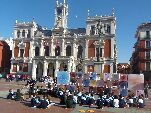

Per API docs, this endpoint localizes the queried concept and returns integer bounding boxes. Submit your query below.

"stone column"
[17,65,19,72]
[25,30,28,38]
[10,62,13,73]
[73,41,77,59]
[51,38,54,56]
[85,39,89,59]
[40,40,44,56]
[55,60,59,77]
[43,61,48,77]
[62,39,65,56]
[32,60,37,80]
[27,63,31,75]
[68,61,71,72]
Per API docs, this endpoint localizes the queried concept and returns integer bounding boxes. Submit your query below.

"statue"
[97,19,105,36]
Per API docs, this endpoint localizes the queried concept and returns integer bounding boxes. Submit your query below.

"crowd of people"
[6,76,148,110]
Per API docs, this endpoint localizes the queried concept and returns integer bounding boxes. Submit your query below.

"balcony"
[146,56,151,60]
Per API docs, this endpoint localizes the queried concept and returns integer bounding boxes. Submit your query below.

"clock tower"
[54,0,68,30]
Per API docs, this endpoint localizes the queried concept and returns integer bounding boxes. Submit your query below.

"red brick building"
[130,22,151,85]
[0,40,11,73]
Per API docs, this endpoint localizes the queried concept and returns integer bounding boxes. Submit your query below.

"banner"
[128,74,144,91]
[57,71,70,85]
[96,80,104,87]
[120,74,128,81]
[82,79,90,87]
[90,80,96,87]
[112,73,119,81]
[76,72,83,79]
[82,87,89,93]
[104,73,111,81]
[90,72,97,80]
[120,89,128,97]
[119,81,128,89]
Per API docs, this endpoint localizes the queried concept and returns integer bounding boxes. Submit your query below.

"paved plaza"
[0,79,151,113]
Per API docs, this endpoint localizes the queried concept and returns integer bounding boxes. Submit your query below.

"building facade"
[130,22,151,84]
[10,0,117,79]
[0,40,11,73]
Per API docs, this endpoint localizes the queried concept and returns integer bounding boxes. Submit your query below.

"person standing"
[144,82,149,99]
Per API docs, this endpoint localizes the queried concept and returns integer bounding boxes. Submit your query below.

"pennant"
[104,73,111,81]
[119,81,128,89]
[136,90,144,97]
[120,89,128,97]
[82,79,90,87]
[83,73,89,79]
[90,80,97,87]
[76,72,83,79]
[120,74,127,81]
[70,72,76,78]
[112,80,119,87]
[82,87,89,93]
[112,73,119,81]
[96,80,104,87]
[90,72,97,80]
[77,79,83,86]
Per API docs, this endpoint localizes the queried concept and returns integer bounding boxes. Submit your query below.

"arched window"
[27,30,31,38]
[45,46,49,56]
[17,30,20,38]
[22,30,25,37]
[66,45,71,56]
[35,47,40,56]
[55,46,60,56]
[107,25,111,34]
[20,49,24,57]
[77,45,83,59]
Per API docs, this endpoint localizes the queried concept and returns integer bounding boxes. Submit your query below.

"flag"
[56,38,59,48]
[120,74,127,81]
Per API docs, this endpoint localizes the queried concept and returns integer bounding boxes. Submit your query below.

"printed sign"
[57,71,70,85]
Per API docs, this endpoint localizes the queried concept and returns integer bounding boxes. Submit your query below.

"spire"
[88,10,90,17]
[64,0,66,4]
[56,0,59,6]
[112,8,115,16]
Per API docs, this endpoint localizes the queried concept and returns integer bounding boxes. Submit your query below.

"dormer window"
[22,30,25,37]
[90,25,95,35]
[107,25,111,34]
[17,30,20,38]
[27,30,31,38]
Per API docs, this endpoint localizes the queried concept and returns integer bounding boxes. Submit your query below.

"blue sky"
[0,0,151,63]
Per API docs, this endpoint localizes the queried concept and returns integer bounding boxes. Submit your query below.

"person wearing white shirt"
[137,95,144,108]
[113,95,119,108]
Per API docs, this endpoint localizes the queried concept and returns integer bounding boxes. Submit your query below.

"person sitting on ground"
[65,95,76,108]
[88,93,95,107]
[39,95,50,109]
[96,94,104,109]
[127,95,133,107]
[137,95,144,108]
[80,93,87,105]
[15,89,23,101]
[7,89,15,100]
[113,95,119,108]
[31,94,41,108]
[119,94,126,108]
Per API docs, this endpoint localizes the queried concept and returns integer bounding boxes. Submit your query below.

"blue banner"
[57,71,70,85]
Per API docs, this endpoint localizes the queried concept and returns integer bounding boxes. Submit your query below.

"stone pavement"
[0,79,151,113]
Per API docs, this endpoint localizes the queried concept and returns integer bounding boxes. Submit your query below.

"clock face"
[57,7,62,15]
